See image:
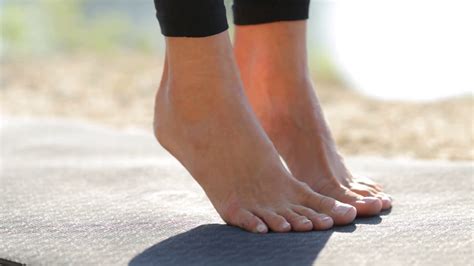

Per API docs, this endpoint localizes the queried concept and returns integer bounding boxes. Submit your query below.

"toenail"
[381,199,392,210]
[302,218,311,224]
[256,223,267,233]
[332,202,354,215]
[321,216,333,226]
[379,193,392,200]
[281,221,291,230]
[356,197,379,204]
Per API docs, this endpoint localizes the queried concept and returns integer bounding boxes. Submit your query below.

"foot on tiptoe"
[154,32,357,233]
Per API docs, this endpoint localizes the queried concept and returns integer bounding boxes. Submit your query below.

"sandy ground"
[1,54,473,160]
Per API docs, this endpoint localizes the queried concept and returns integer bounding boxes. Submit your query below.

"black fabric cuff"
[233,0,310,25]
[154,0,229,37]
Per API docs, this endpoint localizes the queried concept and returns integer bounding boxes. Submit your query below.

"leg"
[153,0,357,233]
[233,4,392,215]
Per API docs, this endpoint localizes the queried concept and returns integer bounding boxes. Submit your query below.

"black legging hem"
[154,0,310,37]
[154,0,228,37]
[233,0,310,26]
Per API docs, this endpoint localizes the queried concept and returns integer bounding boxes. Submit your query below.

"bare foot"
[234,22,392,215]
[153,32,356,233]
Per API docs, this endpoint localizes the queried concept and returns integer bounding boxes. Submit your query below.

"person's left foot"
[240,73,391,215]
[234,22,392,215]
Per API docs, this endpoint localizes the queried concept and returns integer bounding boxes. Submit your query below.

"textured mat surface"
[1,117,472,266]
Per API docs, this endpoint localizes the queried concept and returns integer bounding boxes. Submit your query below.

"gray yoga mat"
[1,117,472,266]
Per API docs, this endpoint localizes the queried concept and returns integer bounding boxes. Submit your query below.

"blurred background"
[1,0,472,160]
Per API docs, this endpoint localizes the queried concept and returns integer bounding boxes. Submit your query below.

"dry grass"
[1,53,472,160]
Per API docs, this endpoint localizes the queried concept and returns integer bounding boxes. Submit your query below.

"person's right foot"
[153,32,356,233]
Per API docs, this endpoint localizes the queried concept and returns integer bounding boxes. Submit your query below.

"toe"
[226,208,268,233]
[256,209,291,232]
[351,196,383,216]
[292,205,334,230]
[302,189,356,225]
[354,176,384,191]
[377,193,392,210]
[280,209,313,232]
[328,200,357,225]
[349,183,379,197]
[320,183,382,216]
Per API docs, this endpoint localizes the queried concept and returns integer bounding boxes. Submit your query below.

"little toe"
[292,206,334,230]
[256,209,291,232]
[226,209,268,233]
[280,209,313,232]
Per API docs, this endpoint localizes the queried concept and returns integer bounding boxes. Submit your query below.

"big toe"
[304,190,357,225]
[329,201,357,225]
[378,193,392,210]
[351,196,383,216]
[322,184,382,216]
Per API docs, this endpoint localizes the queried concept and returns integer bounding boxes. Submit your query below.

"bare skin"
[234,21,392,215]
[153,31,358,233]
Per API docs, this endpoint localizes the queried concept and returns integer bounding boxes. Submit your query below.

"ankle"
[154,52,245,152]
[158,36,244,124]
[234,21,310,85]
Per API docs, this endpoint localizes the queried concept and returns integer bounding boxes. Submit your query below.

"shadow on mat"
[129,221,361,266]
